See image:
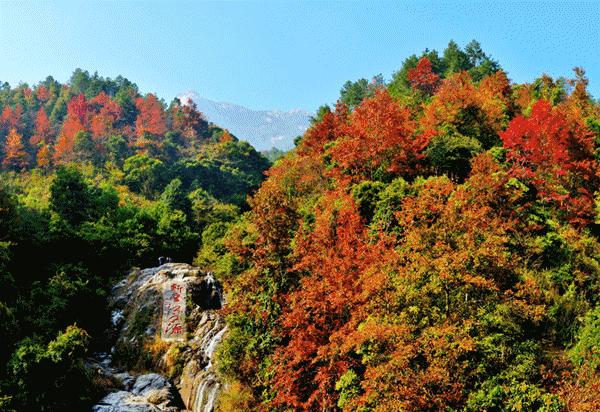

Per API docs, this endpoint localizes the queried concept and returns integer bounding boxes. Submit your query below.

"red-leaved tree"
[135,94,166,138]
[54,94,90,163]
[30,108,53,148]
[500,99,599,225]
[90,92,122,140]
[329,88,426,179]
[407,57,440,95]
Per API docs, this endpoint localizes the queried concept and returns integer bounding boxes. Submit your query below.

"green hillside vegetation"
[0,40,599,411]
[0,71,269,410]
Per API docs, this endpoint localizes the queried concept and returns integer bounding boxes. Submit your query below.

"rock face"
[92,373,183,412]
[91,263,226,412]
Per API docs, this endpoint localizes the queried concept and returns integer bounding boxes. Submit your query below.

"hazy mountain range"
[178,91,312,151]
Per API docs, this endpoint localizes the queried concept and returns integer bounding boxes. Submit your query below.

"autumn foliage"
[3,128,28,170]
[90,92,121,140]
[407,57,440,94]
[0,69,274,412]
[0,44,599,411]
[30,108,52,147]
[1,104,23,133]
[500,99,599,224]
[218,43,600,411]
[0,73,217,170]
[330,89,426,179]
[135,94,167,138]
[421,71,511,149]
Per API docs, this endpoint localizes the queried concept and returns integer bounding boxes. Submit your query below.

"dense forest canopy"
[208,40,600,411]
[0,40,599,411]
[0,69,270,410]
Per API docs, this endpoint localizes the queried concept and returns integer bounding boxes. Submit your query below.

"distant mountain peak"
[177,91,312,151]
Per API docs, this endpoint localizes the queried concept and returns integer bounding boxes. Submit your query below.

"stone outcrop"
[92,373,183,412]
[90,263,226,412]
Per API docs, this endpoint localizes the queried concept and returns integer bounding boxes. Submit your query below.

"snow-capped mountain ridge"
[178,91,312,151]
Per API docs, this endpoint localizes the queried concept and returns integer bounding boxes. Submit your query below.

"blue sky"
[0,1,598,112]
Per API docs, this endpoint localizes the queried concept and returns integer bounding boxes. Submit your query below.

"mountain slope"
[178,91,312,151]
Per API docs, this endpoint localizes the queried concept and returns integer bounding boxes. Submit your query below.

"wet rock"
[92,373,184,411]
[91,264,227,412]
[131,373,171,397]
[92,390,171,412]
[115,372,135,391]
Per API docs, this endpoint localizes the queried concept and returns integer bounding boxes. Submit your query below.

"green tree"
[426,129,483,179]
[443,40,470,76]
[351,180,385,223]
[340,79,370,110]
[339,75,384,110]
[49,166,118,226]
[49,167,94,226]
[465,40,501,81]
[114,86,139,127]
[8,325,92,410]
[105,134,130,166]
[310,104,331,126]
[0,183,18,240]
[570,307,600,370]
[73,130,100,165]
[123,154,167,198]
[160,178,191,216]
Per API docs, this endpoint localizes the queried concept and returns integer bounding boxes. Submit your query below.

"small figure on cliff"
[158,256,165,266]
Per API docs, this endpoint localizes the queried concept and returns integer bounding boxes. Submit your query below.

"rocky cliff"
[90,263,226,412]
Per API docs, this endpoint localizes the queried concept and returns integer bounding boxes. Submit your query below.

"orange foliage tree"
[299,103,348,155]
[218,153,329,401]
[3,128,29,170]
[421,71,511,149]
[89,92,122,140]
[219,130,234,143]
[54,94,90,164]
[35,85,51,103]
[134,94,166,153]
[36,143,52,169]
[0,105,24,133]
[30,108,53,148]
[169,100,209,143]
[271,190,381,410]
[329,88,426,179]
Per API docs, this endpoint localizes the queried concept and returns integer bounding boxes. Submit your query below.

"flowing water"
[193,272,226,412]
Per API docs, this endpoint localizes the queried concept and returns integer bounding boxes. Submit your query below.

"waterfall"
[205,271,223,304]
[205,325,227,369]
[192,272,227,412]
[204,383,220,412]
[193,375,220,412]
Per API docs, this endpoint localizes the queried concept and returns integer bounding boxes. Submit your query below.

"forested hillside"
[0,70,269,410]
[210,41,600,410]
[1,40,599,411]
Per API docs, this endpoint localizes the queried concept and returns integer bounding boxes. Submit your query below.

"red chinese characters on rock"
[162,281,186,341]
